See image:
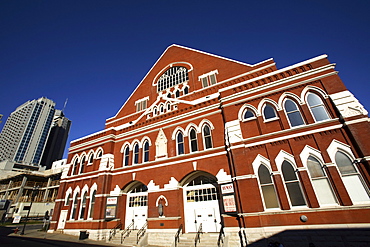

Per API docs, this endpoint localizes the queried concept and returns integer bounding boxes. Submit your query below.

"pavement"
[3,223,122,246]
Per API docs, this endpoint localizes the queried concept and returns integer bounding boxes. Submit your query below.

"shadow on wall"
[248,228,370,247]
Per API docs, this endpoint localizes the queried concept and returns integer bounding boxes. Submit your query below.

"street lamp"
[20,185,39,235]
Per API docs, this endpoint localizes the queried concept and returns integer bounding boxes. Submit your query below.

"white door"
[184,185,221,233]
[195,207,218,233]
[57,210,68,229]
[125,193,148,229]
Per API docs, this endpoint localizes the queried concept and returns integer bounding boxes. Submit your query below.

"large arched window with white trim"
[263,104,277,121]
[284,99,305,127]
[123,145,130,166]
[70,192,79,220]
[133,143,139,165]
[282,161,306,206]
[79,155,86,174]
[88,152,94,165]
[88,190,96,219]
[335,151,370,203]
[176,131,184,155]
[71,158,78,175]
[79,191,87,219]
[307,93,330,122]
[143,141,150,162]
[258,165,279,209]
[157,66,189,92]
[243,108,255,120]
[307,156,337,205]
[189,128,198,152]
[202,124,213,149]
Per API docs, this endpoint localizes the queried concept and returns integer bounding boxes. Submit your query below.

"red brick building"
[50,45,370,246]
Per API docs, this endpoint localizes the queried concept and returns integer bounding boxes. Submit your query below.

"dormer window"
[135,97,149,112]
[157,66,189,92]
[199,70,218,88]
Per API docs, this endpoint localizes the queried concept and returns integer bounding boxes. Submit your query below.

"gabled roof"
[105,44,275,127]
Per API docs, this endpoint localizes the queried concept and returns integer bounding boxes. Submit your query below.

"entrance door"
[125,192,148,229]
[195,207,218,233]
[57,210,68,229]
[184,184,221,233]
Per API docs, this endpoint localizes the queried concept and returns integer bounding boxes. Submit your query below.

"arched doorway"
[182,172,221,233]
[123,182,148,229]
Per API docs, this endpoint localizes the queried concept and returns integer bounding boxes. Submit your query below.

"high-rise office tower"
[0,97,57,169]
[40,110,71,169]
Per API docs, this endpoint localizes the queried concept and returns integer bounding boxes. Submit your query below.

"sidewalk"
[7,224,122,246]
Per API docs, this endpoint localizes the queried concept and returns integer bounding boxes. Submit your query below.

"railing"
[217,224,225,247]
[174,224,183,247]
[108,221,122,241]
[194,223,203,247]
[121,219,134,244]
[137,221,148,244]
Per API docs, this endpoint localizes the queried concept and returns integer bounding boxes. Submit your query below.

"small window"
[203,125,213,149]
[243,109,255,120]
[175,90,180,98]
[79,192,87,219]
[88,153,94,164]
[135,98,148,112]
[189,129,198,152]
[72,159,78,175]
[71,193,79,220]
[307,93,330,122]
[184,87,189,95]
[200,70,218,88]
[263,104,277,120]
[96,150,103,159]
[284,99,305,127]
[143,141,149,162]
[79,156,86,174]
[177,132,184,155]
[65,193,71,206]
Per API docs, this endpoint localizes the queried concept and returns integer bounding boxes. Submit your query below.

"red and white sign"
[221,183,234,194]
[223,195,237,212]
[106,197,117,205]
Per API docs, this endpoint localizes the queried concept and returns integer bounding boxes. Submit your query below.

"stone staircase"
[109,229,140,246]
[176,233,220,247]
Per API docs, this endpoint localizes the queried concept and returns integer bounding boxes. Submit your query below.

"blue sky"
[0,1,369,158]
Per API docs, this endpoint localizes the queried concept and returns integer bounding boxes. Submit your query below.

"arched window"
[263,104,277,121]
[65,193,71,206]
[258,165,279,209]
[189,128,198,152]
[307,93,330,122]
[71,192,79,220]
[88,190,96,219]
[307,156,337,205]
[284,99,305,127]
[335,151,370,203]
[79,156,86,174]
[133,143,139,164]
[96,149,103,159]
[177,132,184,155]
[153,107,158,116]
[175,90,180,98]
[202,125,213,149]
[282,161,306,206]
[243,109,255,120]
[71,159,78,175]
[143,141,149,162]
[123,146,130,166]
[88,153,94,164]
[184,87,189,95]
[79,192,87,219]
[157,66,189,92]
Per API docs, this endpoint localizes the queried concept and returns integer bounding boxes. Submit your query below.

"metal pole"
[20,185,39,235]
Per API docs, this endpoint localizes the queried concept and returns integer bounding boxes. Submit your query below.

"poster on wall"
[220,182,237,213]
[105,197,117,219]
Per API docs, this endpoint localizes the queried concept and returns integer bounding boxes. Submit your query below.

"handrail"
[121,219,134,244]
[174,224,183,247]
[136,221,148,244]
[194,223,203,247]
[217,224,225,247]
[108,221,122,241]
